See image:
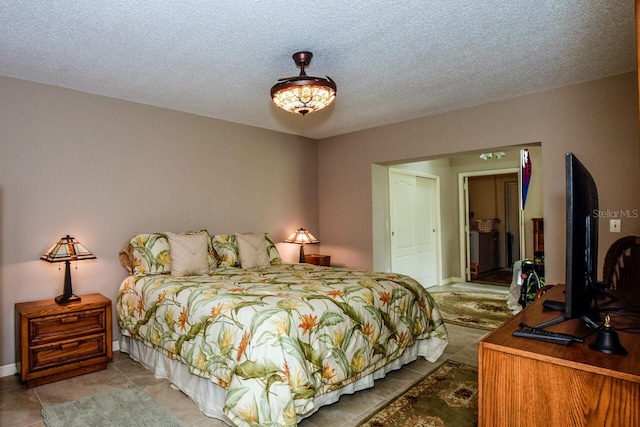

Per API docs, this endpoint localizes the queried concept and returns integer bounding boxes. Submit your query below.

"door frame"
[389,168,442,287]
[504,180,520,267]
[458,167,523,282]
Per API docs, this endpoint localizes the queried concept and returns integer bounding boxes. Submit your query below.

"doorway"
[459,169,523,284]
[389,169,440,288]
[371,145,542,287]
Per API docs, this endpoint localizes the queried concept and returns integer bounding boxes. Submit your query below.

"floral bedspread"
[116,263,447,426]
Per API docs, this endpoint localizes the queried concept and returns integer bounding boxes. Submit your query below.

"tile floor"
[0,325,487,427]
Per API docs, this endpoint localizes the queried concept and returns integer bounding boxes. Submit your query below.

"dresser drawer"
[29,334,107,372]
[29,308,106,344]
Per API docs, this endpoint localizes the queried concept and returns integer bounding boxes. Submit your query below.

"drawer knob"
[60,316,79,324]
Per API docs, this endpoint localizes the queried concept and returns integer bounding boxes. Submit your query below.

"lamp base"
[55,293,81,304]
[55,260,81,304]
[299,245,306,263]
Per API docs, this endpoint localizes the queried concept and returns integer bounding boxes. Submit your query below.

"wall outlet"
[610,219,621,233]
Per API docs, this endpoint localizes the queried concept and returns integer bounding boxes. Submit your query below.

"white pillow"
[165,231,210,277]
[236,232,271,269]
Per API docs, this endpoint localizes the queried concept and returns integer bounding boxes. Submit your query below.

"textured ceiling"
[0,1,636,140]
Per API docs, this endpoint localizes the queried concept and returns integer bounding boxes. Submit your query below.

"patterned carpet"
[430,291,513,330]
[359,360,477,427]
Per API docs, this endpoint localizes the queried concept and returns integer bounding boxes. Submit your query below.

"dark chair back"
[602,236,640,292]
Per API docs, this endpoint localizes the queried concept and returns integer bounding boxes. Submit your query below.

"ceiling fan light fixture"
[271,51,337,116]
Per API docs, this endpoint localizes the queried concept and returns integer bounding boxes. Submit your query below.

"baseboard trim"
[2,339,121,379]
[440,276,462,286]
[0,363,16,378]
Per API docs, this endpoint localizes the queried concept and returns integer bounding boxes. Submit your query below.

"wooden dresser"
[15,293,112,388]
[478,285,640,427]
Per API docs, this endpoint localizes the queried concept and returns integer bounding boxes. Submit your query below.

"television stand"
[542,299,565,311]
[535,300,600,329]
[478,284,640,426]
[535,313,600,329]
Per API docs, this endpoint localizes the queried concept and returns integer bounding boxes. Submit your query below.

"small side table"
[15,293,112,388]
[304,254,331,267]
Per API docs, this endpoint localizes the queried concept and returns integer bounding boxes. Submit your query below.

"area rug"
[359,360,477,427]
[430,291,512,330]
[42,386,186,427]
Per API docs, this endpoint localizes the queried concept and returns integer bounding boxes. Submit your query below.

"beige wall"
[2,72,639,369]
[0,76,318,366]
[319,73,640,287]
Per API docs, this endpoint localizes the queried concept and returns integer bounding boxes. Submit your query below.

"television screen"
[536,152,599,329]
[565,152,598,320]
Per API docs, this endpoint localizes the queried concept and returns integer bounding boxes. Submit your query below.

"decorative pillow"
[129,233,171,276]
[165,231,210,277]
[211,234,240,267]
[265,233,282,265]
[236,233,271,269]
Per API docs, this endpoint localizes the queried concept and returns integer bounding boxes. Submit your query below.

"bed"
[116,231,448,426]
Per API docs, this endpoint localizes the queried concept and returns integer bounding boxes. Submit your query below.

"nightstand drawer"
[29,308,106,344]
[30,334,107,372]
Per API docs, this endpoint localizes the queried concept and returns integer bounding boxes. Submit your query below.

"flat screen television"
[537,152,600,329]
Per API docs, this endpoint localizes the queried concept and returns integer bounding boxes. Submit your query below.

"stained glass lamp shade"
[41,235,96,304]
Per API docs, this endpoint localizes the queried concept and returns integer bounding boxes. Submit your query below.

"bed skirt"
[119,335,447,425]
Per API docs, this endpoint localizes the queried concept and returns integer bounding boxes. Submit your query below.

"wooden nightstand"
[15,293,112,388]
[304,254,331,266]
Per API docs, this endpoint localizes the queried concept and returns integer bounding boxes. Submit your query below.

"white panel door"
[390,171,437,288]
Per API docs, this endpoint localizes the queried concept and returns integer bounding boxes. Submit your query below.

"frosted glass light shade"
[272,83,336,116]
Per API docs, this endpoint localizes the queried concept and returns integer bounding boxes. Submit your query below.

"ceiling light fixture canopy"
[271,51,337,116]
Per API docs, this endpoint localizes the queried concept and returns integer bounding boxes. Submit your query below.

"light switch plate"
[610,219,621,233]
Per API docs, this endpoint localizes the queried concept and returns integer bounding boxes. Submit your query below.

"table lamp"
[284,228,319,263]
[41,235,96,304]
